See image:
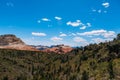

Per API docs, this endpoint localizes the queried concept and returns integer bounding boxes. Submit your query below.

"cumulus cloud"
[92,8,107,14]
[51,37,63,41]
[55,16,62,20]
[80,22,91,30]
[6,2,14,7]
[92,37,114,44]
[73,37,87,43]
[77,29,116,38]
[80,26,87,30]
[102,2,110,8]
[41,18,51,21]
[92,38,105,43]
[59,33,67,37]
[67,20,91,30]
[92,2,109,14]
[23,37,41,45]
[73,37,89,46]
[67,20,82,27]
[77,29,106,36]
[32,32,47,36]
[103,31,116,38]
[86,23,91,27]
[69,33,77,36]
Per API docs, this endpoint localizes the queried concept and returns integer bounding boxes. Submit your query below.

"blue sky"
[0,0,120,46]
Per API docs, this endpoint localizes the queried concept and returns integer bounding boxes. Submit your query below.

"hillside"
[0,34,24,45]
[0,34,120,80]
[0,34,39,51]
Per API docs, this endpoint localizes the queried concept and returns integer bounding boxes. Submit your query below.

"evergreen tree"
[117,33,120,40]
[3,76,8,80]
[81,70,89,80]
[108,61,114,79]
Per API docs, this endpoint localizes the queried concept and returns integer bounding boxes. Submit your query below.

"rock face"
[0,34,24,45]
[0,34,38,51]
[43,44,73,54]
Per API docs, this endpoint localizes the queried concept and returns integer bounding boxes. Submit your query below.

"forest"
[0,34,120,80]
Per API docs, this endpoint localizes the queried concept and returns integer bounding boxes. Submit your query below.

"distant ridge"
[36,44,73,54]
[0,34,73,53]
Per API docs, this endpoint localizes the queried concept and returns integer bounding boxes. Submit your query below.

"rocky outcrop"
[0,34,24,45]
[0,34,39,51]
[43,44,73,54]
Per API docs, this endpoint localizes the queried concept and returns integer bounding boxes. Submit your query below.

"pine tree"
[117,34,120,40]
[81,70,89,80]
[108,61,114,79]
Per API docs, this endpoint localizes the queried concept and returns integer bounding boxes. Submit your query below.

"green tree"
[117,33,120,40]
[81,70,89,80]
[108,61,114,79]
[3,76,8,80]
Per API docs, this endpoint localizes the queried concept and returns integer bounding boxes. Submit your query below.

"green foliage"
[117,33,120,40]
[2,76,8,80]
[0,34,120,80]
[81,70,89,80]
[108,61,114,79]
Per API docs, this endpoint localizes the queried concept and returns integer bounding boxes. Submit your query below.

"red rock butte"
[0,34,39,51]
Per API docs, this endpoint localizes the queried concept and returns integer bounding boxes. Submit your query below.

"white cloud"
[92,8,108,14]
[60,33,67,37]
[6,2,14,7]
[67,20,91,30]
[102,2,110,8]
[80,23,91,30]
[32,32,47,37]
[92,38,105,43]
[66,20,82,27]
[87,23,91,27]
[80,26,87,30]
[55,16,62,20]
[51,37,63,41]
[37,20,41,23]
[71,33,76,36]
[41,18,51,21]
[73,37,87,43]
[23,38,41,45]
[92,37,114,44]
[73,37,89,46]
[77,29,116,38]
[92,2,109,14]
[77,29,106,36]
[69,33,77,36]
[103,31,116,38]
